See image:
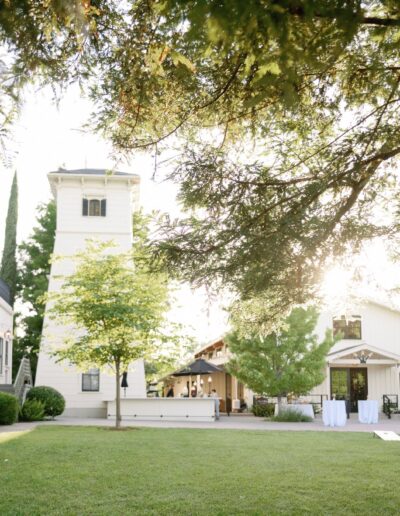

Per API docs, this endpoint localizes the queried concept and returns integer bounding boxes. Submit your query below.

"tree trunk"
[277,395,283,415]
[115,360,121,429]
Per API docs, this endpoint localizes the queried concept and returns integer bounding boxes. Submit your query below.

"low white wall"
[106,397,216,422]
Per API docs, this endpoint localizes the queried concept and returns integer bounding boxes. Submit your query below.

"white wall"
[315,302,400,356]
[55,180,133,236]
[107,397,216,422]
[0,296,12,384]
[36,173,146,417]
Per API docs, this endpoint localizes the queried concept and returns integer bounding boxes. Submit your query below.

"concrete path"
[2,413,400,434]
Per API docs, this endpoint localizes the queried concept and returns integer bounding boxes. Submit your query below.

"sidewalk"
[2,413,400,434]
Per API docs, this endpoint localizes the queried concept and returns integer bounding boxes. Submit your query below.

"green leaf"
[170,51,196,73]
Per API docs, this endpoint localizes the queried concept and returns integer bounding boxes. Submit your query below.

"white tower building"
[36,169,146,417]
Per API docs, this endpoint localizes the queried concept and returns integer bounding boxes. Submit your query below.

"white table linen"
[287,403,314,418]
[358,400,379,424]
[274,403,314,418]
[323,400,347,427]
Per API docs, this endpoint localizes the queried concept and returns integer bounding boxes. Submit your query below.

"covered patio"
[163,358,248,413]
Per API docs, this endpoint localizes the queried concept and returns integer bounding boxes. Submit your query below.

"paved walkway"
[2,413,400,434]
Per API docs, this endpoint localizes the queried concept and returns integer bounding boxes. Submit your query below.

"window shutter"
[82,198,88,216]
[101,199,107,217]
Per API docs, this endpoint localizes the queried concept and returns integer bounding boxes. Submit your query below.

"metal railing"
[13,357,33,403]
[253,394,328,413]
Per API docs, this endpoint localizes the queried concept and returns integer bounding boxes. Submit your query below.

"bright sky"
[1,84,400,342]
[0,83,228,345]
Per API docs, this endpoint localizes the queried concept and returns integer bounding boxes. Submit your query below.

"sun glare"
[321,267,352,302]
[0,429,33,445]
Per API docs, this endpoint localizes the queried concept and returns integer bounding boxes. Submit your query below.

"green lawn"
[1,426,399,515]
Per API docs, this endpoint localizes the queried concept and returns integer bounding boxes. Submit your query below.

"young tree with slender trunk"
[0,171,18,306]
[227,304,334,407]
[46,241,171,428]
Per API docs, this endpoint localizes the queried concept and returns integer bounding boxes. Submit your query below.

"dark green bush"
[272,409,313,422]
[0,392,19,425]
[252,403,275,418]
[26,386,65,418]
[20,399,45,421]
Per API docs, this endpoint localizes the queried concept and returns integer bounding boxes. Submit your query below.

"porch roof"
[328,343,400,364]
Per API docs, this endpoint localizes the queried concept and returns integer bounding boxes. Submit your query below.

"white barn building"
[189,300,400,413]
[36,169,147,417]
[310,300,400,411]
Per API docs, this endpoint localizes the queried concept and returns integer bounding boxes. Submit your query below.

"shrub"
[0,392,19,425]
[20,399,45,422]
[272,409,313,422]
[252,403,275,418]
[26,386,65,418]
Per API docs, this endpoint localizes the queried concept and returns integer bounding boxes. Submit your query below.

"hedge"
[0,392,19,425]
[26,386,65,418]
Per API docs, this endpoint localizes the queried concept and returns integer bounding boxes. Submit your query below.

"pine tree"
[0,172,18,305]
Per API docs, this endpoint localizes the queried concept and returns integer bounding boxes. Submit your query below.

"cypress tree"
[0,171,18,305]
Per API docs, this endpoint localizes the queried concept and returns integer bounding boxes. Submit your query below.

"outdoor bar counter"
[106,397,216,422]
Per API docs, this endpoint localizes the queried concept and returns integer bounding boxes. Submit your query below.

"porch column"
[233,377,238,399]
[326,364,331,401]
[232,376,240,412]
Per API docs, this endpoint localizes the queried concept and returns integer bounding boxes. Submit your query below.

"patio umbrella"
[121,371,128,397]
[171,358,222,376]
[171,358,222,398]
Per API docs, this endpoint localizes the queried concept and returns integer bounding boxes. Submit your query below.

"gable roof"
[194,336,225,357]
[328,343,400,363]
[362,298,400,315]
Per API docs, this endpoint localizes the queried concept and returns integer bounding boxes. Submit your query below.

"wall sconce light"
[353,351,372,364]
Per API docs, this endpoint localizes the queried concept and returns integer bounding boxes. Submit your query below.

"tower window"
[82,368,100,391]
[82,198,106,217]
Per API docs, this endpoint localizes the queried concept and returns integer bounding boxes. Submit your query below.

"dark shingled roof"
[49,168,135,177]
